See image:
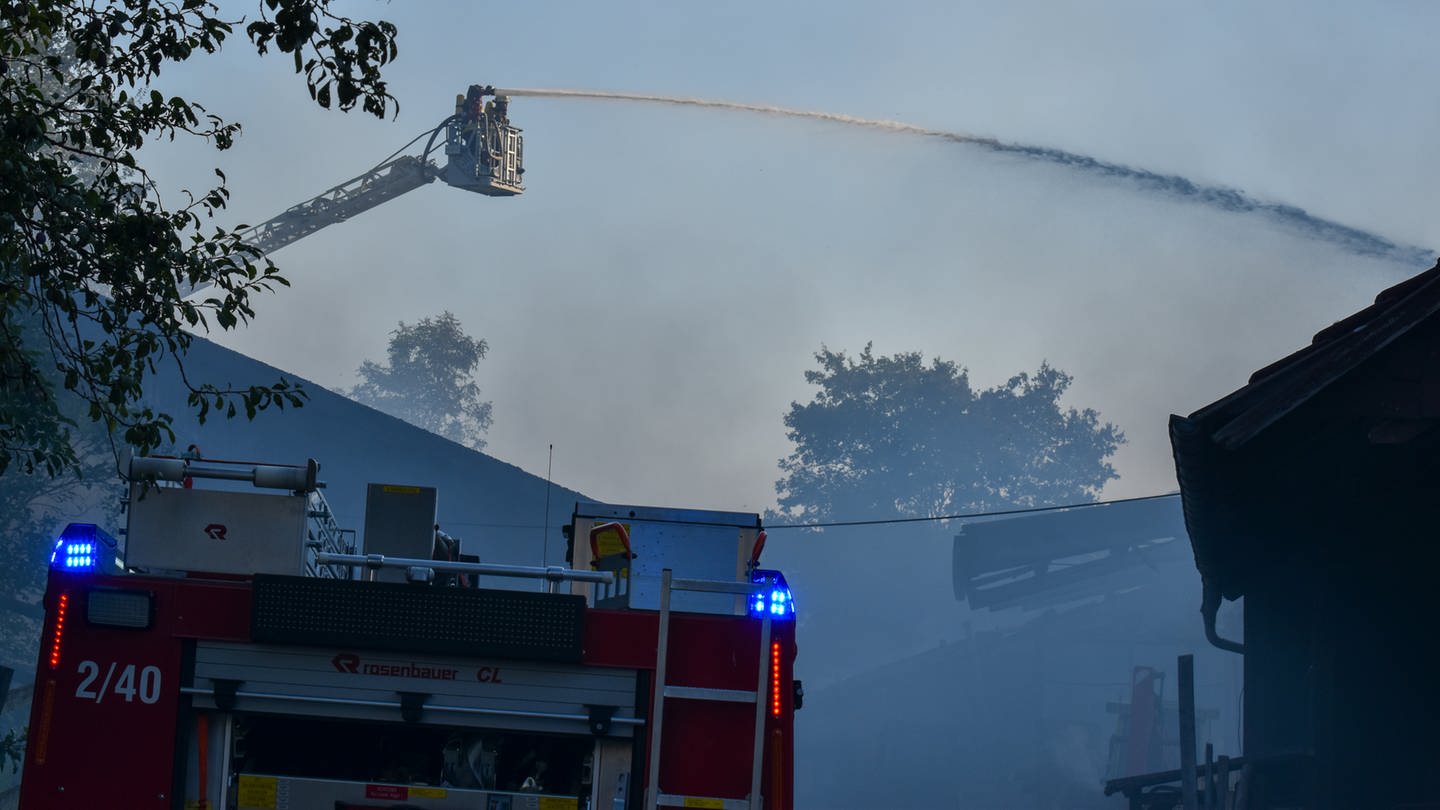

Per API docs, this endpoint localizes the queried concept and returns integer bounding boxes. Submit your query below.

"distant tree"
[0,342,120,665]
[774,344,1124,524]
[1,1,400,478]
[350,312,493,450]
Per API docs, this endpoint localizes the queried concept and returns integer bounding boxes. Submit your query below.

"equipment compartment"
[231,714,592,808]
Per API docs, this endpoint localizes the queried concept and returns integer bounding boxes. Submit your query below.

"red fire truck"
[18,455,799,809]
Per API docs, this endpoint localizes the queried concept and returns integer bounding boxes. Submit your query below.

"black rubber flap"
[251,575,585,663]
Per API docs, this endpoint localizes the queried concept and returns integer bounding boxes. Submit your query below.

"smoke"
[498,87,1433,267]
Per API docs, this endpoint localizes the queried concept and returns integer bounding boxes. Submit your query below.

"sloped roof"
[1170,259,1440,595]
[1179,260,1440,451]
[141,333,589,566]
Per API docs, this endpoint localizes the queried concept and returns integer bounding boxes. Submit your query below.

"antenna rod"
[541,444,554,583]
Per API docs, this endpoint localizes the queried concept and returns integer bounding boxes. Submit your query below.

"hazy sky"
[147,0,1440,514]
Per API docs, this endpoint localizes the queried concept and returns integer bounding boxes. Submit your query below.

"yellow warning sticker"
[682,800,724,809]
[237,775,279,809]
[539,798,579,810]
[410,787,448,799]
[592,523,630,557]
[382,485,422,494]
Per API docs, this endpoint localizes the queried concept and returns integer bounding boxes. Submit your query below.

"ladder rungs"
[656,793,752,809]
[664,685,758,704]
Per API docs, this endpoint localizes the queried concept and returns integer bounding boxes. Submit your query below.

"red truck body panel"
[20,568,797,809]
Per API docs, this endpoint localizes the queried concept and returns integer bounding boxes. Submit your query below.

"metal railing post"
[1180,654,1198,810]
[749,611,772,809]
[645,568,674,810]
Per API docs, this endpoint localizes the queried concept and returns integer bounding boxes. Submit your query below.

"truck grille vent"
[251,575,585,663]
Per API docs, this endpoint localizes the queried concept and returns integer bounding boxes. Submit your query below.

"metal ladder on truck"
[645,569,774,810]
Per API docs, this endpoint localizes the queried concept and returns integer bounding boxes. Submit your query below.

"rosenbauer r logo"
[330,653,460,681]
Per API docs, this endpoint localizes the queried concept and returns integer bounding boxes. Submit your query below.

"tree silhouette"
[350,312,493,450]
[775,344,1124,523]
[1,1,400,476]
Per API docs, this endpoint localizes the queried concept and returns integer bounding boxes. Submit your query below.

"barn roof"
[1170,259,1440,597]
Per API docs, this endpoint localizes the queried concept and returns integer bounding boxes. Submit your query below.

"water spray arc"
[498,88,1432,267]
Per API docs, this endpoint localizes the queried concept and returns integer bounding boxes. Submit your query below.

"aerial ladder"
[235,84,523,257]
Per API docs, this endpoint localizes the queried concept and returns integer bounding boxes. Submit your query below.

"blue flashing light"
[749,569,795,620]
[50,523,117,574]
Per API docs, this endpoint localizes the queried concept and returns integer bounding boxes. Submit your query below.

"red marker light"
[771,641,782,717]
[48,592,69,669]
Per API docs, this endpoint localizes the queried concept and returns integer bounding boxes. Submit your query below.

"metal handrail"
[180,686,642,726]
[312,552,614,585]
[671,578,765,596]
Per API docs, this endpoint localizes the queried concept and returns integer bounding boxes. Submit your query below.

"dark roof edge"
[1168,413,1235,596]
[1182,261,1440,438]
[1211,264,1440,449]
